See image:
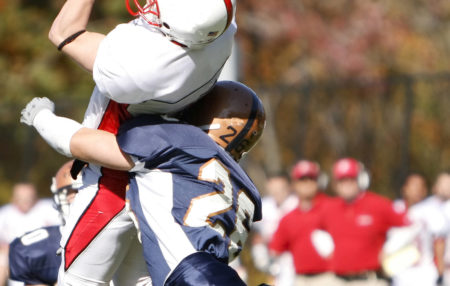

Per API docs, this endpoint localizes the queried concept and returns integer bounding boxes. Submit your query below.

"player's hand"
[20,97,55,126]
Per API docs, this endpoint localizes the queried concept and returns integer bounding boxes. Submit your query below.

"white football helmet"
[50,160,83,225]
[126,0,235,49]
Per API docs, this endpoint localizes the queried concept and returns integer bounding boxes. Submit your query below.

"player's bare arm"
[20,97,134,171]
[48,0,105,72]
[70,128,134,171]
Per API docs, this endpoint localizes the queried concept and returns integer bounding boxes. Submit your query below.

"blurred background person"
[382,173,428,280]
[431,171,450,286]
[321,157,408,286]
[392,173,428,214]
[0,183,60,286]
[269,160,334,286]
[8,161,81,286]
[251,173,298,285]
[384,171,450,286]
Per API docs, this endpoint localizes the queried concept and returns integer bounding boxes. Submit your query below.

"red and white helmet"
[291,160,320,180]
[291,160,329,190]
[126,0,235,49]
[332,157,370,190]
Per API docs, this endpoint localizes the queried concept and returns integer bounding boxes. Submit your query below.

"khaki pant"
[295,272,337,286]
[331,272,389,286]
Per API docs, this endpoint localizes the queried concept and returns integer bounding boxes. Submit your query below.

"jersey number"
[183,158,254,261]
[20,228,50,246]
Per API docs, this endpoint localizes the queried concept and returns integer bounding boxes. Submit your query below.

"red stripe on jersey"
[223,0,233,30]
[64,169,128,269]
[98,101,131,134]
[64,100,131,270]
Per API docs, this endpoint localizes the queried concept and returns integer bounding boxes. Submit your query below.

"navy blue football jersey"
[9,225,61,285]
[117,115,261,286]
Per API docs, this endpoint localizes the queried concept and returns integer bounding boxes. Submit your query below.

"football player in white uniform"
[251,174,298,285]
[384,173,450,286]
[9,161,151,286]
[43,0,236,284]
[49,0,236,113]
[21,81,265,286]
[432,172,450,286]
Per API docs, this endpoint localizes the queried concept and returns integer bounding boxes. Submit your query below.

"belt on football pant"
[336,270,385,281]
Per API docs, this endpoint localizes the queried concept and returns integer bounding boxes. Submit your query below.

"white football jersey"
[408,196,450,265]
[441,200,450,286]
[391,196,450,286]
[253,195,298,242]
[442,200,450,264]
[93,17,236,115]
[0,199,60,244]
[252,195,298,286]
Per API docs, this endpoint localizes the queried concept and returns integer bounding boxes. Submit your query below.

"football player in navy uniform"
[8,161,80,285]
[20,80,266,286]
[43,0,236,282]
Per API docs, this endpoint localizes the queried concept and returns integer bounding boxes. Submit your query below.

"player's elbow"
[48,22,70,48]
[48,27,62,48]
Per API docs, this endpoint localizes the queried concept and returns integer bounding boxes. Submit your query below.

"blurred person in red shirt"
[270,160,335,286]
[321,157,408,286]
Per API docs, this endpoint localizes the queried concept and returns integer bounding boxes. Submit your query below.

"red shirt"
[320,191,407,275]
[269,193,331,274]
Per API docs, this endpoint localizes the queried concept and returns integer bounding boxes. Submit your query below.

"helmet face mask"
[52,184,78,224]
[126,0,235,48]
[126,0,160,26]
[50,160,82,225]
[179,81,266,161]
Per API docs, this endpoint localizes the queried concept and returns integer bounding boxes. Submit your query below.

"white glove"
[20,97,55,126]
[19,97,81,157]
